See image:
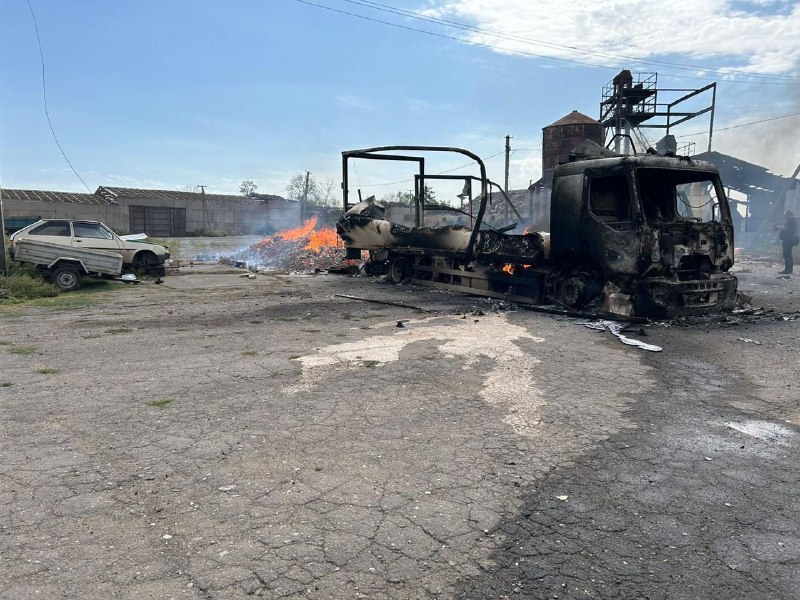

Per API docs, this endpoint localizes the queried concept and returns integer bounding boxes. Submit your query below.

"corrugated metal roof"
[545,110,600,128]
[97,186,289,204]
[0,189,117,205]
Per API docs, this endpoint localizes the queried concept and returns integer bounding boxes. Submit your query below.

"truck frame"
[336,145,738,318]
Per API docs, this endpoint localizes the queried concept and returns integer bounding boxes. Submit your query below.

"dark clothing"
[780,216,797,273]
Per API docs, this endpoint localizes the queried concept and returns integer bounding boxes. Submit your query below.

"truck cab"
[551,154,737,315]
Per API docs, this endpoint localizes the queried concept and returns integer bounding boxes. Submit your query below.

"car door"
[71,222,126,257]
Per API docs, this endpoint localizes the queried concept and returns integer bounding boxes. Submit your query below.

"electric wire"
[342,0,800,83]
[676,110,800,138]
[293,0,799,86]
[26,0,91,192]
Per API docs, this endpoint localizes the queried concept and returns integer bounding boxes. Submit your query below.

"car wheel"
[132,251,161,275]
[50,265,82,291]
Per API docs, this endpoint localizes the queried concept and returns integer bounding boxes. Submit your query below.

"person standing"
[774,210,798,274]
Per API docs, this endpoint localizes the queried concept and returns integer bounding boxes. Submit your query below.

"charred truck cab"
[552,154,737,316]
[336,145,737,318]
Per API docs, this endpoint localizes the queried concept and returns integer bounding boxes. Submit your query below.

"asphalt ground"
[1,258,798,599]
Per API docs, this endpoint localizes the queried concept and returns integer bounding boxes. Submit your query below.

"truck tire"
[50,265,82,291]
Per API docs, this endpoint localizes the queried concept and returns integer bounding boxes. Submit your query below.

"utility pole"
[504,135,513,223]
[198,185,210,230]
[301,171,311,223]
[0,186,7,276]
[504,135,512,193]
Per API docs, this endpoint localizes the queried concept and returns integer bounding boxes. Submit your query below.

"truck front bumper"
[637,273,738,317]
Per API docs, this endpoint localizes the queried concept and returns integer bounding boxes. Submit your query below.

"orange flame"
[305,228,340,252]
[252,215,341,254]
[277,214,319,240]
[502,264,515,274]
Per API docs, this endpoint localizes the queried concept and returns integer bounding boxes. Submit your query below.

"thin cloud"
[423,0,800,75]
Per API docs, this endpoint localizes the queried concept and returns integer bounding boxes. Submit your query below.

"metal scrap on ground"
[584,320,663,352]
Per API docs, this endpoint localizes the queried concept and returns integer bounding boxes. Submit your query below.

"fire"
[253,215,341,254]
[306,228,340,252]
[501,263,532,275]
[277,214,319,241]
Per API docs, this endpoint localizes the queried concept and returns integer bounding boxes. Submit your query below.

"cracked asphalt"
[1,259,798,599]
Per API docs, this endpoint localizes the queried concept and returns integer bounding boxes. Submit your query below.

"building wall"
[1,198,127,231]
[2,195,307,236]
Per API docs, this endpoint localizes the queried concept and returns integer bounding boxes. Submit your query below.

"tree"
[240,180,258,196]
[181,184,201,193]
[286,172,318,203]
[316,178,337,206]
[379,187,435,205]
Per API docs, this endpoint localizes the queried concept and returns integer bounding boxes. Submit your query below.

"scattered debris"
[737,337,762,345]
[225,215,350,272]
[334,293,429,312]
[218,485,237,492]
[583,321,663,352]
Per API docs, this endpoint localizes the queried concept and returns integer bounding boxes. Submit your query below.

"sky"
[1,0,799,203]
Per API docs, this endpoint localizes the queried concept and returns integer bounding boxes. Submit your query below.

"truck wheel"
[553,269,602,308]
[50,265,82,291]
[388,257,411,283]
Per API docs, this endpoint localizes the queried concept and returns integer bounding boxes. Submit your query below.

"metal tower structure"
[600,70,716,155]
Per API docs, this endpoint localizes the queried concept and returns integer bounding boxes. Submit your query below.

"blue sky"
[1,0,799,201]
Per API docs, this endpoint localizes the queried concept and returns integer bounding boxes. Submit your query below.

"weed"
[0,273,59,302]
[81,334,102,339]
[1,382,12,387]
[147,397,175,408]
[363,360,380,368]
[37,367,59,374]
[8,346,36,356]
[250,320,263,324]
[0,341,12,346]
[289,355,301,360]
[241,351,257,356]
[105,327,131,334]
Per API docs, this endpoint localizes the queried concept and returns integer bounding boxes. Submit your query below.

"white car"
[11,219,170,275]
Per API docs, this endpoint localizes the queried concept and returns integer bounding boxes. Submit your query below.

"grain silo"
[542,110,603,186]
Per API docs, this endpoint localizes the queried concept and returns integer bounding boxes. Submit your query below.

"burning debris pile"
[231,215,349,272]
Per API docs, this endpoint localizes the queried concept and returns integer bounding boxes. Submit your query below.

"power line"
[26,0,91,192]
[343,0,800,83]
[293,0,799,86]
[675,110,800,138]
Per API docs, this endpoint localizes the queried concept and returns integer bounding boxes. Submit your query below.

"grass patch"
[1,382,12,387]
[363,360,380,368]
[0,341,12,346]
[0,273,59,302]
[241,351,257,356]
[8,345,36,356]
[36,367,59,374]
[105,327,132,334]
[147,397,175,408]
[289,354,301,360]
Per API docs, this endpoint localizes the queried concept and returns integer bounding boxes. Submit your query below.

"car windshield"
[637,168,723,224]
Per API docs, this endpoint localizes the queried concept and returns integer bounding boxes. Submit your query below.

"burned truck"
[336,145,737,317]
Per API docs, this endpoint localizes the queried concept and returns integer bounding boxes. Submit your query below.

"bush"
[0,273,60,301]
